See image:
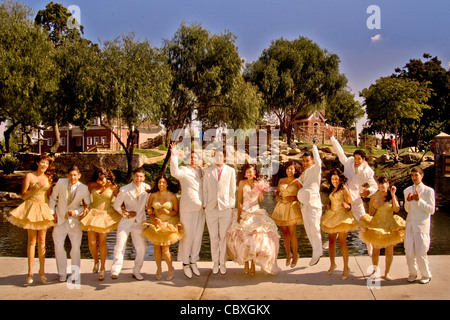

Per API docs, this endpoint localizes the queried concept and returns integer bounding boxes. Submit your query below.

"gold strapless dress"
[359,202,406,249]
[80,189,121,233]
[271,184,303,226]
[321,190,358,234]
[7,184,54,230]
[142,201,184,246]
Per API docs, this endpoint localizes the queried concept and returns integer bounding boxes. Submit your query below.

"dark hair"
[353,149,367,160]
[238,163,261,184]
[149,173,179,194]
[377,175,392,202]
[302,151,313,158]
[328,168,347,193]
[31,154,56,184]
[411,166,424,175]
[281,161,302,178]
[67,165,81,174]
[91,164,116,184]
[133,166,146,175]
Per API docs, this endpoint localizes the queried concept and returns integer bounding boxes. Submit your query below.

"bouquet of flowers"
[254,180,271,195]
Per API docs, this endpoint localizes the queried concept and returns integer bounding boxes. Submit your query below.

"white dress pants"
[111,220,147,274]
[301,204,323,258]
[177,209,205,265]
[52,221,83,277]
[205,208,233,265]
[404,227,432,278]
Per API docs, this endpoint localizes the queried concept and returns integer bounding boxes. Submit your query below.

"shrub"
[0,154,20,175]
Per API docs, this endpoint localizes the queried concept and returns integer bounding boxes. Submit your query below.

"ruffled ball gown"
[359,202,406,249]
[8,184,54,230]
[321,190,358,234]
[227,184,281,274]
[271,183,303,226]
[142,201,184,246]
[80,189,122,233]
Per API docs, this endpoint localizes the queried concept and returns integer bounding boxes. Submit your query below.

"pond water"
[1,192,449,261]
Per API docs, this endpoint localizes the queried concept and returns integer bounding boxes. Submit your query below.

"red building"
[41,118,161,153]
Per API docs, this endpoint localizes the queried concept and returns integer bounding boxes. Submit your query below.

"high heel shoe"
[26,275,33,284]
[326,264,337,275]
[93,262,99,273]
[39,273,47,284]
[341,268,350,280]
[290,255,298,268]
[155,269,162,281]
[167,268,174,281]
[99,270,105,281]
[285,256,291,267]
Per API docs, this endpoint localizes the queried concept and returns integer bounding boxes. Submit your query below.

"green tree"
[244,36,348,143]
[0,0,57,152]
[161,22,262,144]
[325,89,364,129]
[360,77,431,147]
[34,1,85,152]
[95,33,172,181]
[394,54,450,145]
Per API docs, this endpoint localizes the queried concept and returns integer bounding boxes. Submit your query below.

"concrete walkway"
[1,255,448,300]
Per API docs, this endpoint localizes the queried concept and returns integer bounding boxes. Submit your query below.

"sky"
[6,0,450,134]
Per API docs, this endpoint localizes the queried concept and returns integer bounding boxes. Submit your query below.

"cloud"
[371,34,383,42]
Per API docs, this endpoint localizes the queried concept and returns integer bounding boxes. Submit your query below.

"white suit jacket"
[403,183,435,234]
[297,145,322,209]
[330,136,378,201]
[113,182,150,225]
[170,152,203,213]
[203,164,236,211]
[49,178,91,226]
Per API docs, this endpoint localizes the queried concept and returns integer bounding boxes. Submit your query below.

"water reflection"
[1,192,449,261]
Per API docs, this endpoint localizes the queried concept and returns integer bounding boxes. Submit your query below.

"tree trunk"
[50,121,61,153]
[3,122,20,153]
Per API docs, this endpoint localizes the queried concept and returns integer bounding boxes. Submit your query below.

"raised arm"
[169,142,184,180]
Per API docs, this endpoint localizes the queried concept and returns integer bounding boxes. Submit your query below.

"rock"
[288,148,301,155]
[320,146,335,154]
[378,154,390,164]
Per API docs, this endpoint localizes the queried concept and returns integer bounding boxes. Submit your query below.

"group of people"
[7,128,435,286]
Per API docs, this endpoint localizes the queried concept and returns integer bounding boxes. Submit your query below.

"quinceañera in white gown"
[226,184,281,274]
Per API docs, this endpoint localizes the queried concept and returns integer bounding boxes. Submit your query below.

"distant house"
[293,110,357,146]
[40,118,162,153]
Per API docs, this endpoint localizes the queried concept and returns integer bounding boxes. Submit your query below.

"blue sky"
[13,0,450,129]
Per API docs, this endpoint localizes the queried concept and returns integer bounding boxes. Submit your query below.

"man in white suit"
[203,149,236,275]
[403,166,435,284]
[111,167,150,280]
[170,142,205,279]
[49,165,91,282]
[297,142,323,266]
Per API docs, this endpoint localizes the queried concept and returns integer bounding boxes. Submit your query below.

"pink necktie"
[218,167,223,180]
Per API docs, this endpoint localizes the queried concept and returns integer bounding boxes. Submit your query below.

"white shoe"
[212,262,219,275]
[58,275,67,283]
[309,255,322,266]
[183,265,192,279]
[111,272,119,280]
[190,263,200,276]
[220,264,227,275]
[407,274,417,283]
[133,271,144,281]
[419,277,431,284]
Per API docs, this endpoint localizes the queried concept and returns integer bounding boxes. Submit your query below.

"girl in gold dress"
[272,161,303,268]
[143,174,183,281]
[359,176,405,280]
[80,166,121,280]
[321,169,358,280]
[7,154,55,284]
